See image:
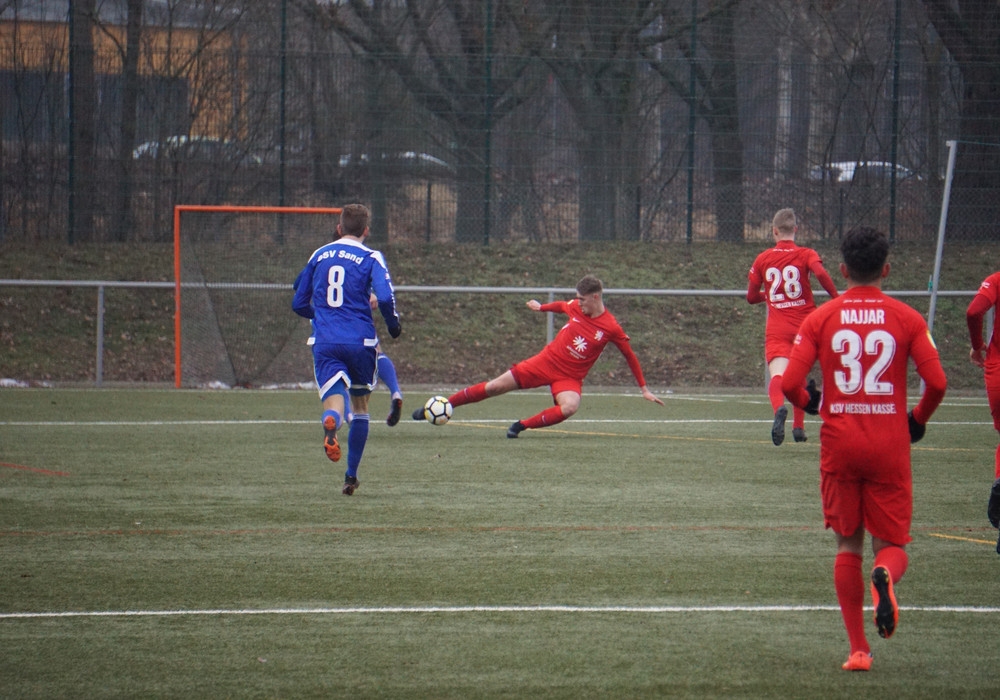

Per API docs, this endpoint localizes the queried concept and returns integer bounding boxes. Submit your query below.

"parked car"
[132,136,262,166]
[809,161,916,183]
[336,151,453,174]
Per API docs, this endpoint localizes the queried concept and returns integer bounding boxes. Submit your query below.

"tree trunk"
[113,0,144,243]
[69,0,97,244]
[920,0,1000,240]
[704,1,745,242]
[577,127,618,241]
[453,121,489,244]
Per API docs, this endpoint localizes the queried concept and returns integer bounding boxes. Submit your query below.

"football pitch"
[1,387,997,698]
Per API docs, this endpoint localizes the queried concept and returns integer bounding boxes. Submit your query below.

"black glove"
[907,410,926,443]
[387,321,402,339]
[804,379,821,415]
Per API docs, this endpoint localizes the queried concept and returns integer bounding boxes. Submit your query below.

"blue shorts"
[312,343,378,401]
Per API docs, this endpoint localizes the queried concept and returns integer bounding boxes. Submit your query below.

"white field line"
[2,604,999,620]
[0,419,994,427]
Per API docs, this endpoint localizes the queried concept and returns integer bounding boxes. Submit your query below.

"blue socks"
[345,414,369,479]
[377,353,401,398]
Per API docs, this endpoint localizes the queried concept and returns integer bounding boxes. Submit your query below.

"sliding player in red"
[965,271,1000,552]
[783,227,947,672]
[413,275,663,436]
[748,208,839,445]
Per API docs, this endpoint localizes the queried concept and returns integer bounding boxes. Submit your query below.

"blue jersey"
[291,237,399,347]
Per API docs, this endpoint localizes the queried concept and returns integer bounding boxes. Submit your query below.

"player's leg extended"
[377,350,404,426]
[767,357,790,445]
[315,344,350,462]
[866,464,911,640]
[339,345,377,495]
[871,539,907,639]
[509,384,581,438]
[320,381,350,462]
[460,371,518,405]
[411,371,518,421]
[343,392,370,495]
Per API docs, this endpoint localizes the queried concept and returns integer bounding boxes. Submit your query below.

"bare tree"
[69,0,98,243]
[513,0,655,241]
[700,0,744,241]
[642,0,744,241]
[94,0,145,243]
[921,0,1000,239]
[301,0,541,243]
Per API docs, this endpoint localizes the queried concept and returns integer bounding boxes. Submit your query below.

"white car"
[336,151,453,172]
[132,136,262,166]
[809,161,916,183]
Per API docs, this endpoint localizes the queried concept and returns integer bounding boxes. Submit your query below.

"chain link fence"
[2,1,997,246]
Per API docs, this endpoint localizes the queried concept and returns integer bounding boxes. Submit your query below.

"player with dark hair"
[782,226,947,672]
[292,203,401,495]
[965,272,1000,552]
[413,275,663,437]
[748,208,839,445]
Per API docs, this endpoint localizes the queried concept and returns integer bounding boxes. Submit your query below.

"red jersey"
[747,241,838,340]
[536,299,646,385]
[967,271,1000,360]
[783,286,946,456]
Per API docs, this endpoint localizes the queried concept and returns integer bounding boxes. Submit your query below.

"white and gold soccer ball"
[423,395,453,425]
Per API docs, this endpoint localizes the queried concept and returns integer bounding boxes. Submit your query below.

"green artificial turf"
[1,388,996,698]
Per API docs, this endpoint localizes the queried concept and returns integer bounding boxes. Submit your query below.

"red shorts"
[819,431,912,546]
[764,331,796,364]
[510,354,583,399]
[984,359,1000,432]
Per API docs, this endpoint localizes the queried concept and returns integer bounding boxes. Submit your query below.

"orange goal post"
[173,204,342,388]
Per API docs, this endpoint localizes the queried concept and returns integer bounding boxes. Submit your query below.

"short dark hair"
[576,275,603,296]
[340,203,370,237]
[841,226,889,283]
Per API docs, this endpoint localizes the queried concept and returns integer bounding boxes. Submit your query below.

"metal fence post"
[96,285,105,386]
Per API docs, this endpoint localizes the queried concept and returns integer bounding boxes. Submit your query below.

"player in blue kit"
[292,203,401,495]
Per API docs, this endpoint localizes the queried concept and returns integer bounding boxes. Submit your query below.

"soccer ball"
[423,395,453,425]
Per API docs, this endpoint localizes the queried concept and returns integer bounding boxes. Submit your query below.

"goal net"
[173,205,342,388]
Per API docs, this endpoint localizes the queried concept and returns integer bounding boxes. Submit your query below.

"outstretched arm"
[615,340,665,406]
[639,385,665,406]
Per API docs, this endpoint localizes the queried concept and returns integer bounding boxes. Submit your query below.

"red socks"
[770,374,805,429]
[448,384,567,433]
[449,382,488,407]
[873,545,909,584]
[834,547,907,656]
[767,375,784,413]
[791,405,805,430]
[520,405,567,430]
[834,552,870,655]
